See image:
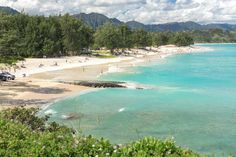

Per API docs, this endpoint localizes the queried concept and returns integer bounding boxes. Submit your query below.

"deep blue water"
[45,44,236,156]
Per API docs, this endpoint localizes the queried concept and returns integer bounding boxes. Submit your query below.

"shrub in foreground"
[0,107,204,157]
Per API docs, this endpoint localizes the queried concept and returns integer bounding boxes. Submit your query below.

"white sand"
[11,56,133,78]
[8,45,212,78]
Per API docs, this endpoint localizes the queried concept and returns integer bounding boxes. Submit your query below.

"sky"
[1,0,236,24]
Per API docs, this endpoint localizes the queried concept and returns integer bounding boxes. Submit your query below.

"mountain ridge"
[73,12,236,32]
[0,6,19,15]
[1,6,235,32]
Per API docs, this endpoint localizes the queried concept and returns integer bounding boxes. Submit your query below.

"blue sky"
[169,0,177,3]
[1,0,236,24]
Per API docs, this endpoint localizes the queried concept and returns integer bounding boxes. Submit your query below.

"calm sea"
[44,44,236,156]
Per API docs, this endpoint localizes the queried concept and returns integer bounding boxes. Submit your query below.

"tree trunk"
[110,49,114,54]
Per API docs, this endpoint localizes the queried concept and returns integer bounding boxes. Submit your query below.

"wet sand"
[0,78,92,110]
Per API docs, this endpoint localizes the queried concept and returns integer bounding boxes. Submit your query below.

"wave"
[158,86,202,93]
[44,109,57,115]
[118,107,125,112]
[107,65,125,73]
[61,115,69,119]
[121,82,156,90]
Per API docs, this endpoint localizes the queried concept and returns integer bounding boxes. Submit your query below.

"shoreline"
[195,42,236,44]
[0,45,212,110]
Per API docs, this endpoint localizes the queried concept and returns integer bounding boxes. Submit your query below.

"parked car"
[0,73,7,81]
[0,72,15,80]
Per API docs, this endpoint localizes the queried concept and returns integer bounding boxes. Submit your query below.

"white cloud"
[0,0,236,24]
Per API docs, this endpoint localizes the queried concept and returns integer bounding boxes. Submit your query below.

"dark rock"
[59,80,126,88]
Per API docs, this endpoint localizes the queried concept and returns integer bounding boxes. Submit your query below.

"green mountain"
[73,13,123,29]
[74,12,236,32]
[1,7,235,32]
[0,6,19,15]
[126,21,146,30]
[205,23,236,31]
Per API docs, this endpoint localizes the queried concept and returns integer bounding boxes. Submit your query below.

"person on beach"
[21,63,26,68]
[39,63,44,68]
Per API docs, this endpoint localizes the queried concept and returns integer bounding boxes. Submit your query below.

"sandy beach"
[0,45,212,110]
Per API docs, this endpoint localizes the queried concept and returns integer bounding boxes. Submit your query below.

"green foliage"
[152,32,174,46]
[190,29,236,43]
[118,24,134,50]
[0,13,206,64]
[0,107,206,157]
[132,29,152,48]
[170,32,194,46]
[0,56,24,64]
[92,50,116,58]
[152,33,166,47]
[60,14,93,55]
[120,137,201,157]
[0,107,75,156]
[0,13,93,61]
[0,30,20,57]
[94,23,122,53]
[1,107,72,132]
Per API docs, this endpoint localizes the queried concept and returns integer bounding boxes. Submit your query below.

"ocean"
[43,44,236,156]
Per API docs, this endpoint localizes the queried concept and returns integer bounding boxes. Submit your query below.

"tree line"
[0,13,194,63]
[190,29,236,43]
[94,23,194,52]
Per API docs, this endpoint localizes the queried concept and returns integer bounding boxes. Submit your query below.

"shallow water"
[44,44,236,156]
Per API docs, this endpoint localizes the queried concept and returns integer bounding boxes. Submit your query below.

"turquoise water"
[45,44,236,156]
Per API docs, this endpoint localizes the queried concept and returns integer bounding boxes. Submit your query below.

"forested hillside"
[0,6,19,15]
[75,12,236,32]
[190,29,236,43]
[0,13,193,64]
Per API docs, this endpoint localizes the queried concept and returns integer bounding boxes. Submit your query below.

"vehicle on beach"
[0,72,15,80]
[0,74,7,81]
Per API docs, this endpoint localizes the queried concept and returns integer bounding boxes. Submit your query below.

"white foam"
[123,82,137,89]
[122,82,155,90]
[158,86,202,93]
[107,66,124,73]
[41,104,51,110]
[44,109,57,115]
[118,108,125,112]
[61,115,70,119]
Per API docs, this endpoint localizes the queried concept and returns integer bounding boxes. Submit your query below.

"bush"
[0,107,205,157]
[120,137,201,157]
[0,56,24,64]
